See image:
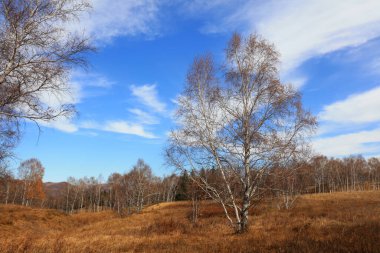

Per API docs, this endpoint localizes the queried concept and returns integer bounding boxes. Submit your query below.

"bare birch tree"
[129,159,153,212]
[17,158,45,206]
[0,0,92,158]
[166,33,316,233]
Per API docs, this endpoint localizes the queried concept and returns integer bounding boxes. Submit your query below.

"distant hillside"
[44,182,68,198]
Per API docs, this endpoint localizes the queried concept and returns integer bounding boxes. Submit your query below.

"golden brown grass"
[1,191,380,253]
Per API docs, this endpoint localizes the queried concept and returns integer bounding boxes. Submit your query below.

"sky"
[12,0,380,182]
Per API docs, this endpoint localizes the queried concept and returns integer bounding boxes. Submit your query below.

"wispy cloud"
[39,81,81,109]
[190,0,380,74]
[71,70,115,89]
[319,86,380,124]
[39,83,166,138]
[104,121,157,139]
[37,71,114,133]
[253,0,380,72]
[38,118,78,133]
[35,79,81,133]
[128,108,159,125]
[287,77,308,90]
[71,0,162,44]
[314,128,380,157]
[130,84,166,113]
[80,120,157,139]
[314,86,380,156]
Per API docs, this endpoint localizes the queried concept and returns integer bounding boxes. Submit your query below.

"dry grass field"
[1,191,380,253]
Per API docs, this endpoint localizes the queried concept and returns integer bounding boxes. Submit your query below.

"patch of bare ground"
[1,191,380,252]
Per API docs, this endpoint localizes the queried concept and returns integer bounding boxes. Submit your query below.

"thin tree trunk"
[5,182,9,205]
[238,191,250,233]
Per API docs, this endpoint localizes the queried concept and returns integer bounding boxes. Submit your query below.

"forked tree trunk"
[238,209,249,233]
[237,191,250,233]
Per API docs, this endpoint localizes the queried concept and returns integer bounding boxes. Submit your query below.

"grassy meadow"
[1,191,380,253]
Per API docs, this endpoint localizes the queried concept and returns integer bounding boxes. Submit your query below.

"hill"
[1,191,380,253]
[44,182,68,198]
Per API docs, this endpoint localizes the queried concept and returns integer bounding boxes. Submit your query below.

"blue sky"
[13,0,380,182]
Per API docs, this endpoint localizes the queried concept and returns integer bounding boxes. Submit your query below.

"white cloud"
[313,128,380,157]
[130,84,166,113]
[315,86,380,157]
[195,0,380,73]
[37,70,114,133]
[38,80,81,109]
[248,0,380,72]
[79,120,99,129]
[80,120,156,139]
[319,86,380,124]
[72,0,161,43]
[32,78,81,133]
[128,108,159,125]
[103,121,157,139]
[71,71,114,88]
[38,82,164,137]
[287,76,308,90]
[38,118,78,133]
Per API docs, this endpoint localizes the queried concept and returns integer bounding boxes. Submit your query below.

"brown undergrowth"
[1,191,380,253]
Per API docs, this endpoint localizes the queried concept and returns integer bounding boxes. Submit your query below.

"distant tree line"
[1,155,380,215]
[0,158,179,214]
[174,155,380,208]
[47,159,180,215]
